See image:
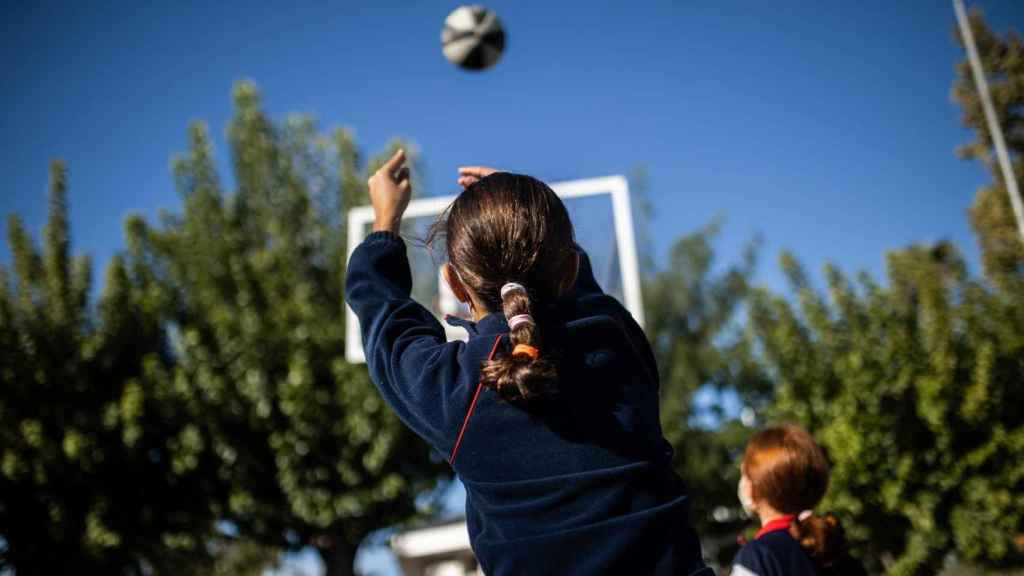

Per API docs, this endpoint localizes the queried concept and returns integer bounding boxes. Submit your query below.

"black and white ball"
[441,5,506,71]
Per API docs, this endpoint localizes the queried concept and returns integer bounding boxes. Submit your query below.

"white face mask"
[737,474,755,516]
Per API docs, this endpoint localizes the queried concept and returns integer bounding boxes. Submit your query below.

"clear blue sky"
[3,1,1021,574]
[4,1,1021,290]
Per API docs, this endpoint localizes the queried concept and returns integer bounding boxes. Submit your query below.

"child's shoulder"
[732,537,779,576]
[734,531,816,576]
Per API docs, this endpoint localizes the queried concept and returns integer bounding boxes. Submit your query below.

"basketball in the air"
[441,5,506,71]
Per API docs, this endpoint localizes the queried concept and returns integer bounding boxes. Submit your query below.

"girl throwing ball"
[345,152,712,575]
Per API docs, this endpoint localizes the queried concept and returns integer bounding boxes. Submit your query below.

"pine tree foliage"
[643,219,770,561]
[749,244,1023,575]
[745,13,1024,574]
[134,81,443,576]
[0,161,222,574]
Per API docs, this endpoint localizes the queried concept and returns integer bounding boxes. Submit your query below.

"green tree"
[0,162,223,574]
[748,243,1023,575]
[208,539,284,576]
[744,14,1024,574]
[134,81,444,576]
[643,219,770,563]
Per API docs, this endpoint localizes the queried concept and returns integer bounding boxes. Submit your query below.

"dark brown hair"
[428,173,577,401]
[744,424,851,566]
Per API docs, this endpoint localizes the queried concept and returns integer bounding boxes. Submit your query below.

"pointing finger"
[383,148,406,173]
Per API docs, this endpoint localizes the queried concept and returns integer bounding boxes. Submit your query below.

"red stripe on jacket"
[448,334,504,465]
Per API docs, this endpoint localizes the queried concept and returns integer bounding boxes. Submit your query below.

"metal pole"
[953,0,1024,242]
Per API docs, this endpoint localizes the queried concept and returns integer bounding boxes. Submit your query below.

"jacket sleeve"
[344,231,467,452]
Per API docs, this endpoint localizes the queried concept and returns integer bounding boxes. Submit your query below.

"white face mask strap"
[738,475,755,516]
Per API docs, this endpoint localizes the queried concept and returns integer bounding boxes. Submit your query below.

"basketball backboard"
[345,175,643,363]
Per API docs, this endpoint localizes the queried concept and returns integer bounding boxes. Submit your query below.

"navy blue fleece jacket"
[344,231,711,576]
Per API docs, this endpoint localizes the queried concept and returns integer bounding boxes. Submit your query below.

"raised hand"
[369,149,412,233]
[457,166,499,189]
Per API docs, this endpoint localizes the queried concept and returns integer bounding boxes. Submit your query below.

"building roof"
[390,517,472,559]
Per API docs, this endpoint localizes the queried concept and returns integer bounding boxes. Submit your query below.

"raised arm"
[345,231,465,451]
[367,149,412,234]
[344,150,467,451]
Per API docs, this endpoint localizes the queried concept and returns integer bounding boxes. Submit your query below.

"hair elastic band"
[512,344,540,360]
[507,314,534,331]
[798,510,814,522]
[500,282,527,299]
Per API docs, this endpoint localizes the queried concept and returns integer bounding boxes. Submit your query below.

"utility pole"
[953,0,1024,242]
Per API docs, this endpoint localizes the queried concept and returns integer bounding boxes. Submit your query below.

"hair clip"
[507,314,534,331]
[500,282,527,299]
[512,344,540,360]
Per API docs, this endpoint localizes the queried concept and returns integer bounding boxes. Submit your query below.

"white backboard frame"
[345,175,644,363]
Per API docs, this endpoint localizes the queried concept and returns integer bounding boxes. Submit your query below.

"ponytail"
[789,512,850,569]
[481,283,557,401]
[429,172,576,400]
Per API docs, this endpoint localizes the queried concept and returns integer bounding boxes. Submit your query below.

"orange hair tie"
[511,344,540,360]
